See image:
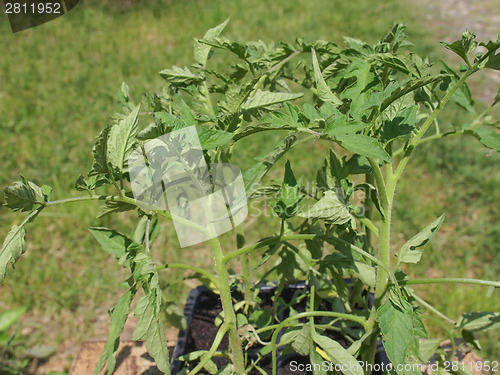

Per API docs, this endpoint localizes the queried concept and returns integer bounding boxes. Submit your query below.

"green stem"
[401,277,500,288]
[186,323,230,375]
[209,237,245,375]
[236,224,254,309]
[156,263,219,289]
[412,294,455,325]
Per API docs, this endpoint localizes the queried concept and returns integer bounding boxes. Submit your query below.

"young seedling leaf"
[94,289,135,375]
[107,105,141,173]
[311,49,343,105]
[455,312,500,332]
[397,215,445,265]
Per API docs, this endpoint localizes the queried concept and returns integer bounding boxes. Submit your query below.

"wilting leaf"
[397,215,445,265]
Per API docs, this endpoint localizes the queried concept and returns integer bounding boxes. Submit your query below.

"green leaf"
[397,215,445,265]
[342,58,380,117]
[159,66,203,85]
[299,190,353,226]
[176,351,217,374]
[164,300,188,331]
[272,161,304,219]
[418,338,442,363]
[132,294,170,374]
[196,126,233,150]
[243,134,297,198]
[90,125,111,176]
[241,89,303,110]
[485,53,500,71]
[377,299,419,374]
[88,227,138,258]
[291,324,310,356]
[335,133,391,162]
[440,61,475,113]
[379,74,449,112]
[97,200,136,218]
[94,290,134,375]
[353,262,376,288]
[473,126,500,151]
[381,106,416,142]
[455,312,500,332]
[441,31,477,65]
[132,216,160,245]
[0,223,28,284]
[107,105,141,173]
[370,53,417,76]
[0,308,26,332]
[194,19,229,67]
[313,332,363,375]
[4,179,45,212]
[311,49,343,105]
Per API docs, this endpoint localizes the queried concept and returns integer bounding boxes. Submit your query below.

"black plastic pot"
[171,283,390,375]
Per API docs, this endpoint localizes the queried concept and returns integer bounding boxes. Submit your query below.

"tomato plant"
[1,22,500,375]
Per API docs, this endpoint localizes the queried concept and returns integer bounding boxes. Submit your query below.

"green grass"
[0,0,498,369]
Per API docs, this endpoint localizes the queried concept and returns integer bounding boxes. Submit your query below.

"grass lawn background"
[0,0,498,370]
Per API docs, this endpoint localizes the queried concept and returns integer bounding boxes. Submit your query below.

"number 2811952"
[5,2,62,14]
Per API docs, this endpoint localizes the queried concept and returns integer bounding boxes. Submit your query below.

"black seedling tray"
[171,283,389,374]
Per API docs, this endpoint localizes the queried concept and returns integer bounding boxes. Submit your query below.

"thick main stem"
[209,237,245,375]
